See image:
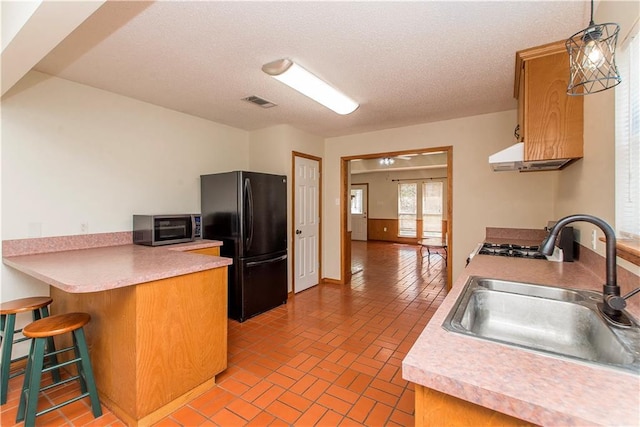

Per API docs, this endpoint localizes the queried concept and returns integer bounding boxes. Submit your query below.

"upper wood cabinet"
[514,40,584,162]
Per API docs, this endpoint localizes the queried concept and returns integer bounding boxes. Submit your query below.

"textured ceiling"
[34,1,589,138]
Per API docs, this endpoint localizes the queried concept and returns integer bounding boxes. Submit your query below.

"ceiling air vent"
[242,96,277,108]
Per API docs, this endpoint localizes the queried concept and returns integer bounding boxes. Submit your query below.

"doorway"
[292,152,321,294]
[350,184,368,241]
[340,147,453,290]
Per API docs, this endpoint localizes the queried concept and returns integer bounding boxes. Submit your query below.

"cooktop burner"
[479,243,546,259]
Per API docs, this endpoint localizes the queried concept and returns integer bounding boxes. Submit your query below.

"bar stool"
[16,312,102,426]
[1,297,60,405]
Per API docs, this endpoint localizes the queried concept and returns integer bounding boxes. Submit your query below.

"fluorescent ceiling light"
[262,59,359,115]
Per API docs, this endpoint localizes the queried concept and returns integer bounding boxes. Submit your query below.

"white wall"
[249,124,323,174]
[249,125,324,291]
[324,110,558,282]
[0,1,105,96]
[554,0,640,276]
[1,70,250,304]
[1,1,41,50]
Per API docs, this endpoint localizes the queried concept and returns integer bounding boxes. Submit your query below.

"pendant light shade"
[565,0,621,95]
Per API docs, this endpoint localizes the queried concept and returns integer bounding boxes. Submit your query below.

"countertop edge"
[402,353,596,426]
[402,255,640,426]
[2,240,232,293]
[165,240,224,252]
[3,256,232,293]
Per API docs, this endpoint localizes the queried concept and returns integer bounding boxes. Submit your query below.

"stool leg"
[73,328,102,417]
[15,338,33,422]
[36,306,61,384]
[71,333,87,395]
[16,338,45,425]
[0,313,16,405]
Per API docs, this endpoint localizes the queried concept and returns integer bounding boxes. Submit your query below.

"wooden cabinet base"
[187,247,221,256]
[50,267,228,426]
[100,377,215,427]
[414,384,536,427]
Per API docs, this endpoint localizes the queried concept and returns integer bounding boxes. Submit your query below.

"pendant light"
[565,0,621,95]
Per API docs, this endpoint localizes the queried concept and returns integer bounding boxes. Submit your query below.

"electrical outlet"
[81,223,89,234]
[591,229,597,250]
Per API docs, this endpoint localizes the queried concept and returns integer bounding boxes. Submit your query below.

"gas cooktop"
[478,242,547,260]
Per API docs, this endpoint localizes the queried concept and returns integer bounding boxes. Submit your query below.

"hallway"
[2,241,447,426]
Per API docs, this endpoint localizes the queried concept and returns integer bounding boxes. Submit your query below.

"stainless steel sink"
[443,276,640,374]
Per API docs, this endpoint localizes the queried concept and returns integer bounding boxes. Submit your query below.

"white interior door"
[351,184,367,241]
[294,156,320,293]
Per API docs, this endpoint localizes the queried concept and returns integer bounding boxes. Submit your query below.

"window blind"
[615,27,640,237]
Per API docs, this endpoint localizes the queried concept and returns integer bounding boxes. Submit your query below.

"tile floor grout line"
[5,241,445,427]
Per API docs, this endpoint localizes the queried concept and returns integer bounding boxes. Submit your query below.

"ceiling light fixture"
[379,158,395,166]
[565,0,621,95]
[262,59,359,115]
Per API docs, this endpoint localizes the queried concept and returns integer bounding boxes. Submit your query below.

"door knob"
[296,229,302,235]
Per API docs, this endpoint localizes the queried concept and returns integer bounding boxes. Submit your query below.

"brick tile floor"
[1,241,446,426]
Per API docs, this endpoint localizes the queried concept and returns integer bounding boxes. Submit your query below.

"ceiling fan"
[395,154,417,160]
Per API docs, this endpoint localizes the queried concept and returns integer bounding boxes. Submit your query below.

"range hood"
[489,143,572,172]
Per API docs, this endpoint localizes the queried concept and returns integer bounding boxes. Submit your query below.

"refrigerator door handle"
[244,177,254,251]
[246,254,288,267]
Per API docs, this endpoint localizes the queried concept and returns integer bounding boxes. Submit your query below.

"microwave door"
[154,217,193,244]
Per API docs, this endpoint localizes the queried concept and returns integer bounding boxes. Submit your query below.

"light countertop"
[3,240,231,293]
[402,254,640,426]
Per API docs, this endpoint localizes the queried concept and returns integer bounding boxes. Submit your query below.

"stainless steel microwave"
[133,214,202,246]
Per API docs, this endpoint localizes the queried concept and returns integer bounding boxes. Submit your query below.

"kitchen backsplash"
[485,227,548,242]
[484,227,639,318]
[2,232,133,257]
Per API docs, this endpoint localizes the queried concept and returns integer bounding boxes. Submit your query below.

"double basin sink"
[443,276,640,374]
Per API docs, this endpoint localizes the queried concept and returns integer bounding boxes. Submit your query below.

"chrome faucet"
[540,214,638,326]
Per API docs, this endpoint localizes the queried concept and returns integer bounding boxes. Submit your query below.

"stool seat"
[0,297,53,315]
[1,296,59,406]
[23,312,90,338]
[17,311,101,424]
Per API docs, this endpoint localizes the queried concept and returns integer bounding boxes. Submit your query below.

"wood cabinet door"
[517,64,526,143]
[524,52,583,161]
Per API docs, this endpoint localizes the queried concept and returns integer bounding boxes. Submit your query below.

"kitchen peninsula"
[403,253,640,426]
[2,235,232,427]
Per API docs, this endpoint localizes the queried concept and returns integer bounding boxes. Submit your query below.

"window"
[350,189,364,214]
[398,183,417,237]
[615,28,639,239]
[422,181,443,238]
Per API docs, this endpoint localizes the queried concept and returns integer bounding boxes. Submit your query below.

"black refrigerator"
[201,171,288,322]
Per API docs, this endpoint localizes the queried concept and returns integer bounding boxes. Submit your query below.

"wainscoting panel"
[367,218,421,244]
